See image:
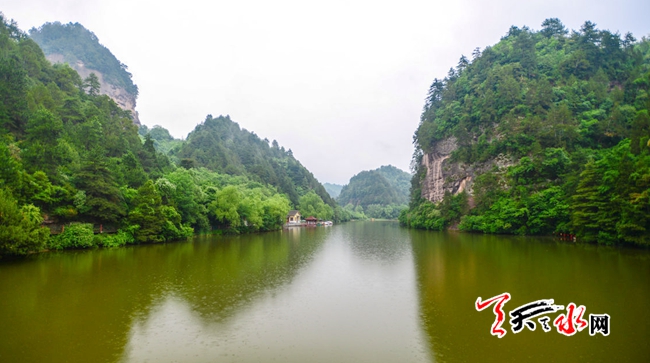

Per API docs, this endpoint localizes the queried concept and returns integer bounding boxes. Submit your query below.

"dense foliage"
[29,22,138,96]
[138,124,183,155]
[375,165,412,200]
[402,19,650,246]
[174,114,335,209]
[0,15,331,257]
[338,165,410,219]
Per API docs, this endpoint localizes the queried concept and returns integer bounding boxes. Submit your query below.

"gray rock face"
[421,137,457,203]
[47,54,140,124]
[421,137,514,203]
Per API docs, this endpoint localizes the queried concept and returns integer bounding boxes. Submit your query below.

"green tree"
[541,18,568,38]
[209,185,241,230]
[299,191,333,220]
[0,55,28,134]
[128,180,165,243]
[571,161,605,242]
[83,73,100,96]
[75,152,126,223]
[261,193,291,230]
[166,169,208,230]
[0,188,49,256]
[22,107,64,177]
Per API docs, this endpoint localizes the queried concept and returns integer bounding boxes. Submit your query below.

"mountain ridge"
[29,21,140,123]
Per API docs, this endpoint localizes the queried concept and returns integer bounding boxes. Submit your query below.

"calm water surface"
[0,221,648,362]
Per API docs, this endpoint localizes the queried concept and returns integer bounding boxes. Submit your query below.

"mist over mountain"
[323,183,344,199]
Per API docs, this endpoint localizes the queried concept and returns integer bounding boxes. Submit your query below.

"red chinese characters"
[553,303,588,336]
[475,293,511,338]
[476,293,607,338]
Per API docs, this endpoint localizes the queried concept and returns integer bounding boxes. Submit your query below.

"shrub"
[96,229,136,248]
[49,223,95,250]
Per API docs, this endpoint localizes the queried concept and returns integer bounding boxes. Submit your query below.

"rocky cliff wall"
[47,54,140,124]
[421,137,457,203]
[421,137,514,203]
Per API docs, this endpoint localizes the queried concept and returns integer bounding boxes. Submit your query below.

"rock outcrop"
[47,53,140,124]
[421,137,514,203]
[421,137,457,203]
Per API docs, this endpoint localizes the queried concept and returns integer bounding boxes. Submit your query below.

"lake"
[0,221,648,362]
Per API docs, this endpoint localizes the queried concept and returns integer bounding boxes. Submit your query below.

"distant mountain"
[29,22,140,123]
[375,165,411,201]
[337,165,411,218]
[323,183,344,199]
[174,115,335,208]
[138,125,183,155]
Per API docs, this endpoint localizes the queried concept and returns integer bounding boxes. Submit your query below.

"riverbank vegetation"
[0,14,338,257]
[402,19,650,246]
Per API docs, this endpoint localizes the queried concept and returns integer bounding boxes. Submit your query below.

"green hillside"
[29,21,138,96]
[337,165,410,219]
[401,19,650,246]
[174,115,335,208]
[0,14,337,257]
[138,124,183,155]
[376,165,411,200]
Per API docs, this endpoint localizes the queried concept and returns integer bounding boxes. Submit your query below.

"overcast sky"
[3,0,649,184]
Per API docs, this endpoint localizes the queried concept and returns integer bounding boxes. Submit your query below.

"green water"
[0,221,648,362]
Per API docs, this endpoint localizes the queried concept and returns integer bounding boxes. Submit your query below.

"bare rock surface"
[47,53,140,124]
[421,137,514,203]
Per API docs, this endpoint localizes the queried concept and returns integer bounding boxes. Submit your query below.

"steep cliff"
[46,53,139,123]
[420,137,457,202]
[421,137,514,203]
[29,22,140,124]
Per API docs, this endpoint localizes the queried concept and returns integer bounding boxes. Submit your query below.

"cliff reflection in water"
[410,230,650,362]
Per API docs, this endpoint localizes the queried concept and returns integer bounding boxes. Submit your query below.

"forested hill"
[0,13,338,258]
[172,115,335,208]
[29,22,140,123]
[337,165,410,218]
[375,165,411,200]
[401,19,650,246]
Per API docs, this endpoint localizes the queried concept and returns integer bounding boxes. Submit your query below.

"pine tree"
[128,180,165,243]
[571,161,607,243]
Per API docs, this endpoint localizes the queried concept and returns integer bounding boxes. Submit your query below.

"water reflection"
[410,230,650,362]
[343,220,413,263]
[120,222,429,363]
[0,223,431,362]
[3,223,646,363]
[0,229,327,363]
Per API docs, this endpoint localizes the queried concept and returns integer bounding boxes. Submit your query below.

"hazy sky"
[3,1,649,184]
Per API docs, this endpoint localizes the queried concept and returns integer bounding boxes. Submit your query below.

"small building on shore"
[287,210,302,224]
[305,216,318,226]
